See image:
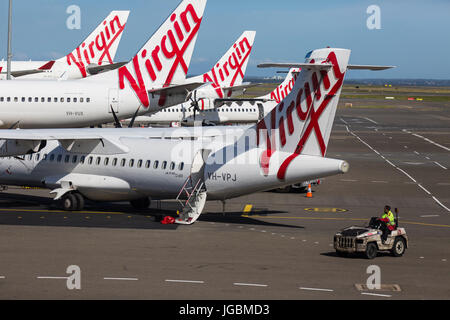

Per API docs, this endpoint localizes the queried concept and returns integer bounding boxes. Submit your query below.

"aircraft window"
[21,97,25,102]
[67,98,71,103]
[48,98,51,103]
[28,154,33,161]
[57,155,62,162]
[60,98,64,103]
[145,160,151,168]
[129,159,134,167]
[43,154,48,161]
[80,98,84,103]
[80,156,85,164]
[72,155,78,163]
[170,162,175,171]
[120,158,126,167]
[88,156,93,165]
[161,161,167,170]
[153,161,159,169]
[35,154,40,161]
[65,155,70,163]
[0,97,3,102]
[104,158,109,166]
[7,97,11,102]
[73,98,77,103]
[41,97,45,103]
[49,154,55,162]
[137,160,143,168]
[54,97,58,103]
[96,157,101,165]
[112,158,118,166]
[87,98,91,103]
[179,162,184,171]
[14,97,18,102]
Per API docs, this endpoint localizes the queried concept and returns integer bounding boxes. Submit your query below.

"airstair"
[174,149,210,225]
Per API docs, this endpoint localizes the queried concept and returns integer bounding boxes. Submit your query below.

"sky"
[1,0,449,79]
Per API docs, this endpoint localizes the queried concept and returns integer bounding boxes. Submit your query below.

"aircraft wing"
[0,131,129,156]
[148,82,206,97]
[221,82,261,92]
[86,62,128,75]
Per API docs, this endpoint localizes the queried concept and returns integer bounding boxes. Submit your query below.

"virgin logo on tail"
[256,52,346,179]
[119,3,204,108]
[203,36,254,98]
[270,69,300,103]
[67,14,127,78]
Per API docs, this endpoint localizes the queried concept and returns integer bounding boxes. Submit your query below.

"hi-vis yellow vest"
[382,210,395,226]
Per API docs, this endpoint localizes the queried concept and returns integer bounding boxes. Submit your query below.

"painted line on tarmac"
[403,130,450,152]
[362,117,378,125]
[420,215,439,218]
[36,276,68,280]
[165,279,205,284]
[0,276,5,279]
[434,162,448,170]
[234,283,268,287]
[0,208,125,215]
[299,287,334,292]
[361,292,392,298]
[104,277,139,281]
[344,122,450,213]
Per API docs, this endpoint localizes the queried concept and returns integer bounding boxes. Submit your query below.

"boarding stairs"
[175,175,207,225]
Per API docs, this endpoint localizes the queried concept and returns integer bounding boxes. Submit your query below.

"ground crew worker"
[379,205,396,242]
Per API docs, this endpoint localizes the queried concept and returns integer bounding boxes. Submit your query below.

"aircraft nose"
[340,161,350,173]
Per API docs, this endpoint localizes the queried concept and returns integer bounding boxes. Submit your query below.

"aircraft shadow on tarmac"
[0,193,304,230]
[200,211,305,229]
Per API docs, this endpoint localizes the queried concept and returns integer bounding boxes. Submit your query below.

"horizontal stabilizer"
[259,63,395,71]
[258,63,332,71]
[347,64,395,71]
[86,62,128,75]
[1,69,45,78]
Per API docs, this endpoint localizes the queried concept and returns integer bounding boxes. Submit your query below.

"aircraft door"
[108,88,119,113]
[190,149,211,186]
[257,103,264,121]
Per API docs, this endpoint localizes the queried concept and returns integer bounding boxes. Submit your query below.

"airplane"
[127,30,258,126]
[0,0,210,129]
[132,68,299,126]
[0,47,355,225]
[133,55,394,127]
[0,11,130,80]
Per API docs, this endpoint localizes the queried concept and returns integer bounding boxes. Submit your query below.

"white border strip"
[234,283,268,287]
[103,277,139,281]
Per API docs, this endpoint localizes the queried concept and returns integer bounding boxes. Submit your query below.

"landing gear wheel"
[62,193,77,211]
[391,237,406,257]
[130,197,150,209]
[365,242,378,259]
[73,193,85,211]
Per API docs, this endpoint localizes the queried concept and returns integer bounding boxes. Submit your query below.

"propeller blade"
[110,105,122,128]
[128,106,141,128]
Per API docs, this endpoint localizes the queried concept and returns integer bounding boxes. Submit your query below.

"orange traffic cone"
[306,184,313,198]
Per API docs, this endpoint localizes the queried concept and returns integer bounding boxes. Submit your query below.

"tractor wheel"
[391,237,406,257]
[365,242,378,259]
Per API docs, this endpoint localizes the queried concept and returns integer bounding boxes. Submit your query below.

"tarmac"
[0,99,449,299]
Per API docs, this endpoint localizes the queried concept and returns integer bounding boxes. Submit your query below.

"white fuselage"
[0,70,201,129]
[134,100,278,126]
[0,127,347,202]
